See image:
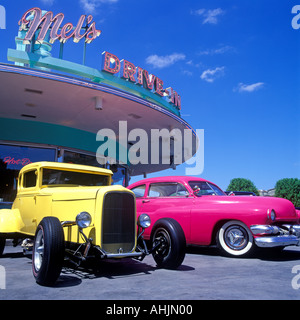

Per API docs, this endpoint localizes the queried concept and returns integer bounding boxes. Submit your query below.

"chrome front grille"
[102,191,135,254]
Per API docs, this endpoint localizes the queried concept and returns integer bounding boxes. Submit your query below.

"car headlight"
[270,209,276,221]
[137,214,151,229]
[76,211,92,229]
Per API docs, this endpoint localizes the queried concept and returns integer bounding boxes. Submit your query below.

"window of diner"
[63,150,105,167]
[0,144,56,203]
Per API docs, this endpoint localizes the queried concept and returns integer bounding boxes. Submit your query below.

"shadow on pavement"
[55,256,194,288]
[54,258,157,287]
[186,245,300,261]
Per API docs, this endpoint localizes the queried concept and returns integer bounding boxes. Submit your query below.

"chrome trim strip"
[254,235,300,248]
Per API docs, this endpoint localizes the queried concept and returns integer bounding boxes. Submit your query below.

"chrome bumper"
[250,225,300,248]
[105,251,145,259]
[94,245,146,259]
[254,235,300,248]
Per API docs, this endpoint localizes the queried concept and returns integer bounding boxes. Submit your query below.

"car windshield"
[42,168,109,186]
[188,181,226,196]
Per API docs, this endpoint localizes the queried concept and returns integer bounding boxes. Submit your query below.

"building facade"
[0,7,197,203]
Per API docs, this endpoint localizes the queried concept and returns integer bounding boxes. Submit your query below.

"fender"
[0,209,25,233]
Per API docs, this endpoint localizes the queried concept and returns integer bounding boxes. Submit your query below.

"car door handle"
[142,199,150,203]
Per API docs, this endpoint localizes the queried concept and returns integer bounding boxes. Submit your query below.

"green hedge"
[275,178,300,207]
[226,178,259,196]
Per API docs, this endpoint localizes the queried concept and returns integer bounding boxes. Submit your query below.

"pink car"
[128,176,300,257]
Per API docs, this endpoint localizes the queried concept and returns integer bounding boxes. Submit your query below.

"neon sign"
[102,52,181,110]
[18,7,101,44]
[15,8,181,111]
[3,157,32,167]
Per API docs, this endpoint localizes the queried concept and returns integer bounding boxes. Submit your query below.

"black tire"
[150,218,186,269]
[216,220,254,257]
[32,217,65,286]
[0,238,5,257]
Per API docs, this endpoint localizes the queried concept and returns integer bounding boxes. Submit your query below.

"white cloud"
[146,53,186,69]
[199,45,234,55]
[79,0,118,13]
[182,70,193,76]
[235,82,265,93]
[186,60,203,68]
[200,67,225,83]
[193,9,206,16]
[192,8,225,25]
[80,0,97,12]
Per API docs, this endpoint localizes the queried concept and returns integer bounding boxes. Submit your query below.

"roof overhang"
[0,63,198,176]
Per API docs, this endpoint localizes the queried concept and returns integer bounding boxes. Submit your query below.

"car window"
[208,183,226,196]
[23,170,37,188]
[189,181,225,196]
[131,185,146,198]
[148,182,189,197]
[42,168,109,186]
[176,183,190,196]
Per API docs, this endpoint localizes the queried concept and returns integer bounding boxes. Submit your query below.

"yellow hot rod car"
[0,162,185,286]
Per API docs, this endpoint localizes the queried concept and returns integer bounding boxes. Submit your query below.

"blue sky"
[0,0,299,190]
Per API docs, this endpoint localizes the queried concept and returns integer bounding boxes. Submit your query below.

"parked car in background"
[0,162,186,286]
[225,191,257,196]
[128,176,300,257]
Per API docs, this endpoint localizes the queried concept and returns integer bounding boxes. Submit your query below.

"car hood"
[195,195,297,220]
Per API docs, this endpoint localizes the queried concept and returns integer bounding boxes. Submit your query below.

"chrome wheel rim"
[224,226,248,250]
[153,228,171,258]
[34,229,44,271]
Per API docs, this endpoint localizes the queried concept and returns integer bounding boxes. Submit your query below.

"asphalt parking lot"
[1,242,300,301]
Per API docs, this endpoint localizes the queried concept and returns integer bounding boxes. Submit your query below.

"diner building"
[0,7,198,202]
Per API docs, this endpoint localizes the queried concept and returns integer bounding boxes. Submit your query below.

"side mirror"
[193,189,201,197]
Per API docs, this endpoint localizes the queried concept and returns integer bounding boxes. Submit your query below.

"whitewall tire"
[216,220,254,257]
